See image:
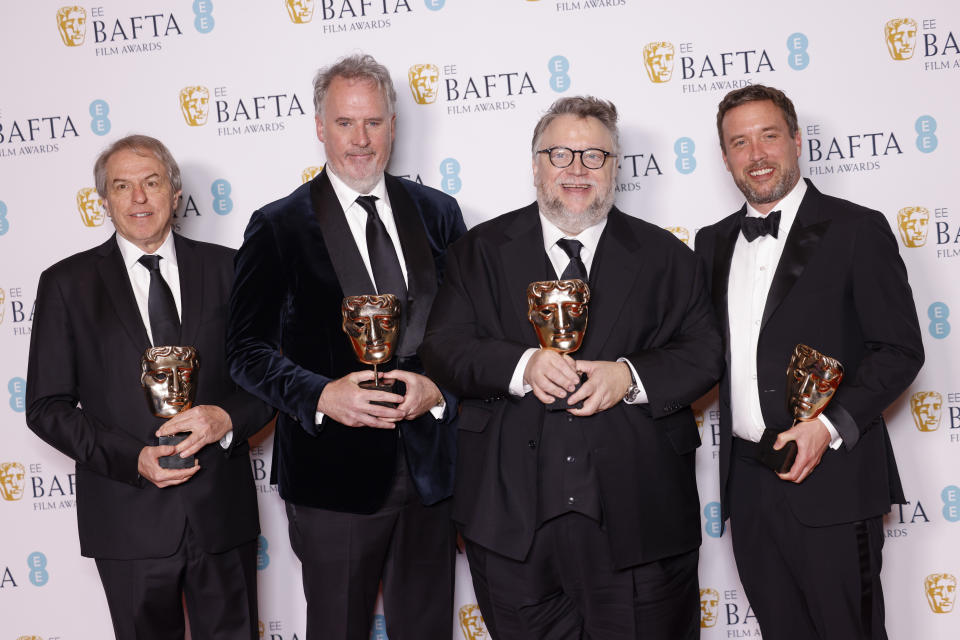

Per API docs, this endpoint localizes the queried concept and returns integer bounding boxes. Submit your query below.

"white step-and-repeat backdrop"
[1,1,958,638]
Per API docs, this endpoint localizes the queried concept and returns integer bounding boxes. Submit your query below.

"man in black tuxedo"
[227,54,465,639]
[695,85,924,639]
[419,96,722,639]
[26,134,274,639]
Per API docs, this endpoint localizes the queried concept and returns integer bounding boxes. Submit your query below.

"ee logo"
[28,552,49,587]
[90,100,111,136]
[548,55,570,93]
[674,137,696,174]
[943,486,960,523]
[9,377,26,413]
[704,501,722,538]
[0,200,8,236]
[786,32,810,70]
[439,158,462,195]
[211,179,232,215]
[256,535,269,570]
[915,116,938,154]
[193,0,215,33]
[928,302,950,339]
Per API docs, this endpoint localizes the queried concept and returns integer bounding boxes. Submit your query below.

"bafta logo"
[643,42,675,83]
[458,604,490,639]
[16,637,44,640]
[0,461,26,501]
[896,206,930,248]
[924,573,957,614]
[408,64,441,105]
[910,391,943,432]
[885,18,918,60]
[699,587,720,628]
[285,0,315,23]
[302,166,322,184]
[77,187,105,227]
[56,6,87,47]
[179,86,211,126]
[666,226,690,245]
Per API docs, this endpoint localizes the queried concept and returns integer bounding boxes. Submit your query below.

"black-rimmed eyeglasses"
[537,147,614,170]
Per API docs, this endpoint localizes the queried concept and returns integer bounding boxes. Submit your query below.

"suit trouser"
[464,512,700,640]
[95,522,258,640]
[285,453,456,640]
[728,437,887,640]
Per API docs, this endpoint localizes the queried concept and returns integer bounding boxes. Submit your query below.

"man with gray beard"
[420,96,723,639]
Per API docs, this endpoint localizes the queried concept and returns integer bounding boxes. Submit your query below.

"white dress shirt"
[508,212,648,404]
[727,179,840,448]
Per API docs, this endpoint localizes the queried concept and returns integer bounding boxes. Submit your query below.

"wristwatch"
[623,365,640,403]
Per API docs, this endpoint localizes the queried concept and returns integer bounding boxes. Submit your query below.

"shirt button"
[759,266,766,271]
[565,455,576,463]
[567,496,576,505]
[751,374,757,380]
[528,440,537,449]
[567,416,574,423]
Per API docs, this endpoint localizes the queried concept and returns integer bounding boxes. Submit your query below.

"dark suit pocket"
[665,420,701,455]
[458,403,493,433]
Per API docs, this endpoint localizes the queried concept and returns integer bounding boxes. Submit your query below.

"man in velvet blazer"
[420,97,722,639]
[26,135,273,639]
[226,55,464,639]
[695,85,924,639]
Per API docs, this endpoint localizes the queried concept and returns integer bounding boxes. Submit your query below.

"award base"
[158,433,196,470]
[757,428,798,474]
[545,373,587,412]
[360,379,406,409]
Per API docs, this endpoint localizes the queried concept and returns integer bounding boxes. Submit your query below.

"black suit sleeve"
[26,270,144,485]
[227,210,331,434]
[825,211,924,448]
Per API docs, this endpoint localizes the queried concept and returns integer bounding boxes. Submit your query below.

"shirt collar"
[326,168,388,212]
[537,210,607,254]
[116,229,177,270]
[744,178,806,237]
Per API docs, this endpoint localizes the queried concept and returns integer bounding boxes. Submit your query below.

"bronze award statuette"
[140,345,199,470]
[341,294,404,408]
[758,343,844,473]
[527,279,590,411]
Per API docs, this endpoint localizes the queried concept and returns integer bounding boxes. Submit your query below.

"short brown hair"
[531,96,619,155]
[716,85,798,151]
[94,134,181,199]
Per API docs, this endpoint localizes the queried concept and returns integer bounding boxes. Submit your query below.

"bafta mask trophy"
[759,343,844,473]
[141,345,199,469]
[527,279,590,411]
[342,294,403,407]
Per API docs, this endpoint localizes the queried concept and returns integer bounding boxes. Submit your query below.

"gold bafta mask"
[16,636,44,640]
[910,391,943,432]
[0,462,26,501]
[141,346,199,419]
[924,573,957,614]
[896,206,930,248]
[285,0,315,23]
[77,187,105,227]
[699,587,720,628]
[56,6,87,47]
[527,279,590,354]
[885,18,918,60]
[408,64,441,105]
[666,226,690,246]
[643,42,675,83]
[179,86,210,126]
[786,344,843,421]
[258,620,265,638]
[342,294,400,367]
[458,604,489,640]
[302,166,322,184]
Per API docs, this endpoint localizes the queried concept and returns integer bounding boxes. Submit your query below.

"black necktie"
[357,195,407,299]
[556,238,588,281]
[138,254,180,346]
[741,211,781,242]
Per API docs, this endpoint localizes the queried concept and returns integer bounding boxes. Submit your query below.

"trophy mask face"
[141,346,198,418]
[786,344,843,420]
[342,294,400,366]
[77,187,105,227]
[179,86,210,126]
[458,604,488,639]
[643,41,675,83]
[925,573,957,613]
[885,18,918,60]
[527,279,590,354]
[57,6,87,46]
[699,588,720,628]
[0,462,26,501]
[897,207,929,247]
[910,391,943,431]
[408,64,440,104]
[285,0,315,23]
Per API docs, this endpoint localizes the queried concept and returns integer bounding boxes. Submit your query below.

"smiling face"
[533,114,616,235]
[102,148,179,253]
[316,76,395,194]
[342,294,400,366]
[786,344,843,421]
[721,99,802,215]
[527,279,590,354]
[141,346,198,418]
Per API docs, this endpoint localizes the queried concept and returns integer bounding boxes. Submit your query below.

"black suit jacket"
[419,204,723,569]
[695,179,924,526]
[26,233,274,560]
[227,170,465,513]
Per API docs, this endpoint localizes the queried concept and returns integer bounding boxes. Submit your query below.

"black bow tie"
[741,211,781,242]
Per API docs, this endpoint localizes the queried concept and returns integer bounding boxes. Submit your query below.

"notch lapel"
[96,236,151,350]
[500,204,553,345]
[711,209,743,347]
[174,233,201,347]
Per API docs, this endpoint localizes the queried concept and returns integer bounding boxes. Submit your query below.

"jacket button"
[528,440,537,449]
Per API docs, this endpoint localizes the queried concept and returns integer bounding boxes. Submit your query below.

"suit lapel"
[578,209,642,360]
[174,233,201,347]
[385,174,437,357]
[501,204,552,343]
[712,209,743,347]
[760,184,831,330]
[96,235,151,350]
[309,170,376,297]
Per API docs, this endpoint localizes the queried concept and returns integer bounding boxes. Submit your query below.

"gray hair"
[313,53,397,117]
[531,96,620,155]
[94,134,182,199]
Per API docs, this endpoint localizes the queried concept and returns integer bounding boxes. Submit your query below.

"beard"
[536,174,615,235]
[733,161,801,207]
